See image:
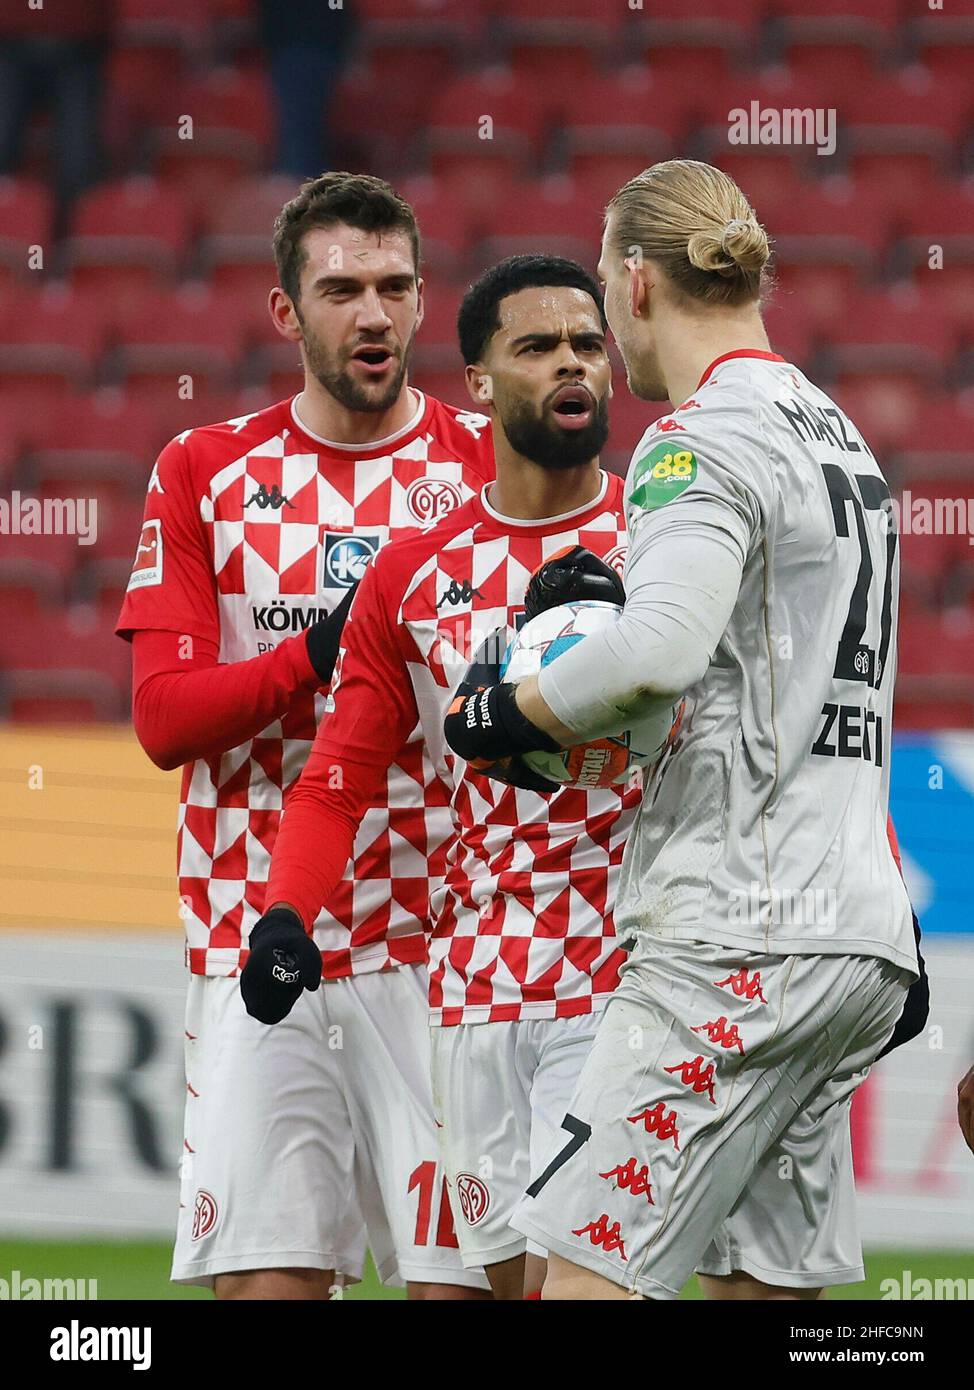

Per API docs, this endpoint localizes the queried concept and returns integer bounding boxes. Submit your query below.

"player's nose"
[356,287,394,333]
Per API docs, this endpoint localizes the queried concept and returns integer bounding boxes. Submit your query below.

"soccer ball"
[500,601,676,790]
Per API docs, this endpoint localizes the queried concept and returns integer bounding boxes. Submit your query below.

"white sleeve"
[536,407,771,740]
[537,516,744,738]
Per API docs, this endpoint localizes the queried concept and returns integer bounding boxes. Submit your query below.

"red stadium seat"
[908,12,974,85]
[473,178,602,269]
[896,475,974,609]
[0,602,132,722]
[197,175,296,299]
[425,70,548,207]
[695,73,840,190]
[766,0,901,86]
[153,68,274,199]
[771,176,893,275]
[829,378,927,455]
[0,283,113,391]
[897,181,974,309]
[825,287,957,383]
[64,178,194,293]
[839,71,974,181]
[16,389,164,498]
[397,177,474,277]
[635,0,763,87]
[111,283,251,398]
[361,0,485,108]
[895,605,974,728]
[561,70,692,203]
[495,0,624,98]
[0,177,53,287]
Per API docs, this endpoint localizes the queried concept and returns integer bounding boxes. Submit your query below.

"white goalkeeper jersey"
[539,349,917,974]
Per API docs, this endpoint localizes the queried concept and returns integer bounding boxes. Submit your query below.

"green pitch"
[1,1241,972,1300]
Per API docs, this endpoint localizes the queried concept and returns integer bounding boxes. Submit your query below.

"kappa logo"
[692,1016,746,1054]
[406,477,463,524]
[628,1102,680,1150]
[324,532,381,588]
[127,519,163,591]
[653,417,688,433]
[245,481,295,511]
[191,1189,218,1240]
[663,1055,717,1105]
[437,578,484,608]
[599,1158,655,1204]
[456,1173,490,1226]
[714,967,767,1004]
[571,1214,628,1261]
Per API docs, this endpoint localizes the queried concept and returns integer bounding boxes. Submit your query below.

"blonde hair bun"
[687,218,770,278]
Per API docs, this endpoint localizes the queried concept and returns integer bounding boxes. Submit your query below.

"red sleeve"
[116,434,221,645]
[886,813,903,878]
[131,628,320,771]
[265,556,421,930]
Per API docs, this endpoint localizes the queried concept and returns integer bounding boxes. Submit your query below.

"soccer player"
[445,160,920,1300]
[250,255,651,1299]
[117,173,495,1299]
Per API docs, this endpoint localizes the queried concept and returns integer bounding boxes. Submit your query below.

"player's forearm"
[132,630,320,770]
[526,518,745,742]
[265,750,389,929]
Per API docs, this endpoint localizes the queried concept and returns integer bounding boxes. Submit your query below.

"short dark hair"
[457,255,606,365]
[273,171,421,304]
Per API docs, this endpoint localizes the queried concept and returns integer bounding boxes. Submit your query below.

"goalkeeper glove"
[240,907,322,1025]
[524,545,624,621]
[445,680,560,766]
[453,628,560,793]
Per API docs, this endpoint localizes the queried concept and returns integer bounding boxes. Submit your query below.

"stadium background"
[0,0,972,1299]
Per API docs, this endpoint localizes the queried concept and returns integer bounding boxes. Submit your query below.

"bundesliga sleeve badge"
[127,519,164,590]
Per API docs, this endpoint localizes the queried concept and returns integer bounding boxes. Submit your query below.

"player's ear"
[268,286,303,343]
[414,275,425,331]
[465,363,492,407]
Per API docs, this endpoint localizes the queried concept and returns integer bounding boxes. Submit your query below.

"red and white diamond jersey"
[116,391,494,977]
[279,471,641,1025]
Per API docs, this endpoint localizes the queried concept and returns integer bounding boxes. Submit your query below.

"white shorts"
[173,964,488,1291]
[512,939,910,1299]
[430,1012,602,1268]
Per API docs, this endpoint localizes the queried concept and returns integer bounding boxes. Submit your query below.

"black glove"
[453,627,560,793]
[877,910,930,1060]
[240,907,322,1025]
[524,545,625,621]
[445,680,560,766]
[306,582,358,684]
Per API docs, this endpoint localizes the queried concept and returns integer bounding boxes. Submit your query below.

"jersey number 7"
[821,464,897,690]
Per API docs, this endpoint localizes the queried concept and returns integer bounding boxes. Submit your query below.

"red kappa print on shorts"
[572,1213,628,1261]
[714,967,767,1004]
[664,1055,717,1104]
[627,1102,680,1150]
[599,1158,654,1204]
[692,1016,745,1053]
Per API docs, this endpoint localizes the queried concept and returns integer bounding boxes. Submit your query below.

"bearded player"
[117,174,494,1299]
[243,256,667,1299]
[446,161,920,1300]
